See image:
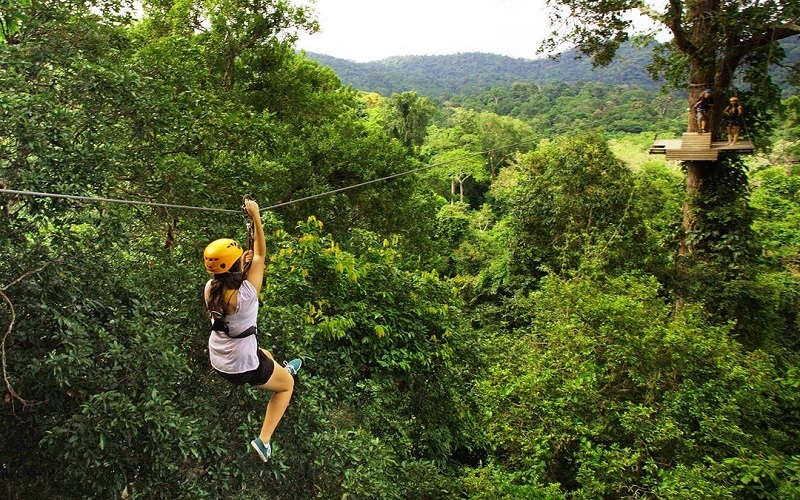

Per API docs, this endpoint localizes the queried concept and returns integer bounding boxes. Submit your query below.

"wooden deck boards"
[649,133,754,161]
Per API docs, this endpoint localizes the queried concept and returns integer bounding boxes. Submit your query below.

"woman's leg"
[255,348,295,445]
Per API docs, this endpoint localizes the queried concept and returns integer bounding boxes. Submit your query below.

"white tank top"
[206,279,259,374]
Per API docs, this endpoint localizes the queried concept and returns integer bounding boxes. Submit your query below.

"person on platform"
[693,88,714,134]
[723,96,744,146]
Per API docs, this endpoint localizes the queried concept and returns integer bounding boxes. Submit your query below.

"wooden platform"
[649,133,754,161]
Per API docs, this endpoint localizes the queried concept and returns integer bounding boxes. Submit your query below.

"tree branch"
[1,260,55,292]
[665,0,698,58]
[0,288,26,409]
[1,261,56,413]
[774,60,800,78]
[715,52,746,90]
[734,26,800,60]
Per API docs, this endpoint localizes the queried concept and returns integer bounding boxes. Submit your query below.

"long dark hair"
[206,259,245,318]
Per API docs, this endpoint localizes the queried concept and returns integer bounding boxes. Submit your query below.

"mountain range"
[305,43,663,99]
[305,38,800,99]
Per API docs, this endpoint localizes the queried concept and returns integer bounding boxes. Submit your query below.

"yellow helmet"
[204,238,243,274]
[730,96,739,102]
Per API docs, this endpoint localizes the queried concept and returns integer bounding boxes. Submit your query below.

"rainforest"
[1,1,799,498]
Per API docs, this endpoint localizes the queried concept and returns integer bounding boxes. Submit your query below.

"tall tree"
[383,91,436,149]
[139,0,318,92]
[431,148,488,204]
[541,0,800,256]
[542,0,799,112]
[475,111,534,180]
[503,132,643,288]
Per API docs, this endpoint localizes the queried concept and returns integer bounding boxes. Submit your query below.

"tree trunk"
[682,58,720,254]
[677,159,706,309]
[679,160,706,256]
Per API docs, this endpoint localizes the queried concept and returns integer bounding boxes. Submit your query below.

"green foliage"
[421,108,535,207]
[460,463,566,499]
[2,1,799,498]
[198,0,317,91]
[1,201,216,497]
[683,157,760,271]
[434,202,473,250]
[474,273,798,498]
[751,165,800,264]
[503,132,646,285]
[382,91,436,149]
[474,111,534,179]
[0,0,30,44]
[450,82,686,137]
[254,218,476,497]
[429,149,487,203]
[770,96,800,164]
[629,160,685,275]
[673,157,779,346]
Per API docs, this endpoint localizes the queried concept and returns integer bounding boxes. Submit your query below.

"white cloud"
[296,0,553,62]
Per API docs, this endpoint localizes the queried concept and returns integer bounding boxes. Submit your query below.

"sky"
[295,0,556,62]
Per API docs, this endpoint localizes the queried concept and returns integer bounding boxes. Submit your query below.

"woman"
[203,199,301,462]
[723,96,744,145]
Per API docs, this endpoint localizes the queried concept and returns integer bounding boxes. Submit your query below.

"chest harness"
[209,288,258,339]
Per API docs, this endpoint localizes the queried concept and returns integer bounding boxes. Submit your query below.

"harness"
[697,96,712,111]
[209,290,259,338]
[210,309,258,338]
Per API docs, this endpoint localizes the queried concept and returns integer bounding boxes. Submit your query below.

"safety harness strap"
[242,197,254,275]
[210,311,258,339]
[227,325,258,339]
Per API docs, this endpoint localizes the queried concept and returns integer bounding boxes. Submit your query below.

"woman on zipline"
[203,199,301,462]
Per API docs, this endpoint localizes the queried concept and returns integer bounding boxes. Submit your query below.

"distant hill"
[306,38,800,99]
[305,43,663,99]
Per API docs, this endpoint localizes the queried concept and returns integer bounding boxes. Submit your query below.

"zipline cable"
[0,137,538,213]
[261,155,465,210]
[0,188,241,214]
[261,137,537,210]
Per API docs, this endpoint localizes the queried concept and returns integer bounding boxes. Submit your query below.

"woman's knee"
[264,361,295,392]
[275,377,294,396]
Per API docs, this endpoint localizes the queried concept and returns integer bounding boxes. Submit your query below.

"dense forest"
[306,43,662,98]
[306,39,800,101]
[2,1,800,499]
